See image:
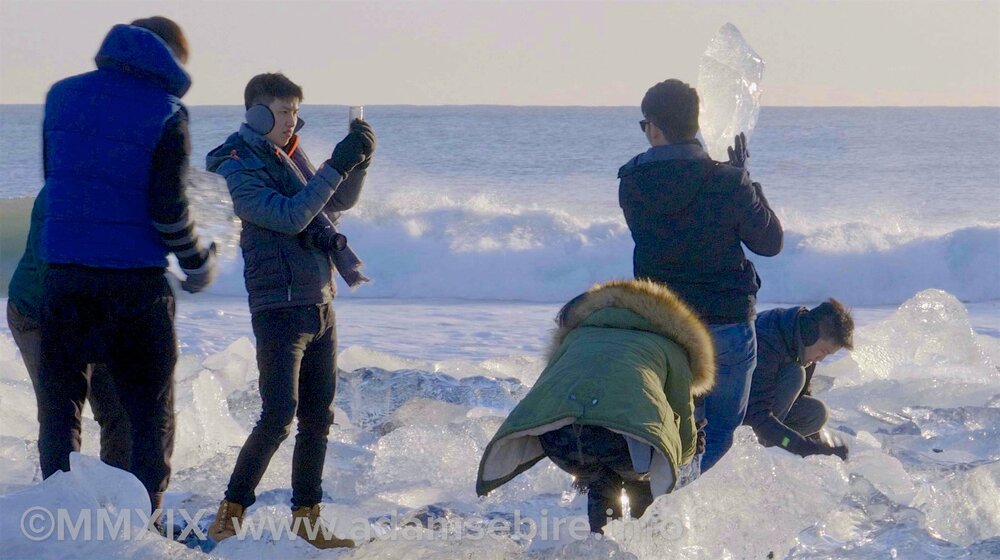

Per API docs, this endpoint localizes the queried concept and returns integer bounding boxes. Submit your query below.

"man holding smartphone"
[204,73,374,549]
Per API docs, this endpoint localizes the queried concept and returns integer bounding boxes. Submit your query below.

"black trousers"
[224,303,337,509]
[39,266,176,504]
[539,424,654,533]
[7,300,132,470]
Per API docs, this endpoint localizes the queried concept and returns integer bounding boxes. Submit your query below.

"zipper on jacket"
[277,244,293,301]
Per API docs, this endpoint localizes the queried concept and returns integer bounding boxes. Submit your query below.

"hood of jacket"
[206,122,310,172]
[758,306,807,365]
[94,24,191,98]
[552,279,716,396]
[476,278,716,497]
[617,141,722,215]
[205,132,242,173]
[205,125,274,173]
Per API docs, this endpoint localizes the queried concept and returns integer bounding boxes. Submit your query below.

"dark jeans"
[225,303,337,509]
[7,300,131,470]
[769,363,828,440]
[39,266,176,504]
[698,321,757,471]
[539,424,654,534]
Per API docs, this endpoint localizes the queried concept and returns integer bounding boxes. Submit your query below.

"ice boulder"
[362,408,496,507]
[0,332,29,383]
[616,429,849,559]
[0,333,36,443]
[0,453,197,558]
[335,366,525,429]
[844,289,995,385]
[916,461,1000,547]
[171,367,249,470]
[199,336,258,396]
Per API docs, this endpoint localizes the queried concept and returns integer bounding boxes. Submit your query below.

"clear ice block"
[697,23,765,162]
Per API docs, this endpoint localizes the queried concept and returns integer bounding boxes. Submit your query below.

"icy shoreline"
[1,291,999,559]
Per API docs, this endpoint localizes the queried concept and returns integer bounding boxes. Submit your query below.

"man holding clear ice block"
[619,79,783,472]
[205,73,374,549]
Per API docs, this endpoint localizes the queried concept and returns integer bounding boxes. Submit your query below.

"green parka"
[476,279,716,496]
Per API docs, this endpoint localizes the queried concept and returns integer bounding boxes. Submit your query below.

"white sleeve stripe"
[153,216,194,234]
[163,236,197,247]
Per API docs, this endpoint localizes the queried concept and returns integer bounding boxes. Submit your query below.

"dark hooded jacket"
[744,306,817,450]
[618,141,783,324]
[206,123,366,313]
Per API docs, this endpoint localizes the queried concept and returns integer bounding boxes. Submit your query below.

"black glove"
[180,242,217,294]
[352,119,376,171]
[302,212,347,252]
[817,440,849,461]
[793,437,849,461]
[329,120,376,176]
[727,132,749,168]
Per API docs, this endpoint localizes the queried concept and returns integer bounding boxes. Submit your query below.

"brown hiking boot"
[207,499,245,543]
[292,505,355,549]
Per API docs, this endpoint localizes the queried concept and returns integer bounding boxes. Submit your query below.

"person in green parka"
[476,279,716,533]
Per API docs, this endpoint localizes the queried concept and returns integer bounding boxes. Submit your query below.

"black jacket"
[744,307,816,449]
[618,142,782,324]
[206,124,365,313]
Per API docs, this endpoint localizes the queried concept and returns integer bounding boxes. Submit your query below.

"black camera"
[303,212,347,252]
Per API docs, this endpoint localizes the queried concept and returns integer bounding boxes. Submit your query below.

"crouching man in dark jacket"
[205,73,374,549]
[744,300,854,460]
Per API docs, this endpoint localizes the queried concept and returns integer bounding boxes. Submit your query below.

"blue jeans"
[698,321,757,471]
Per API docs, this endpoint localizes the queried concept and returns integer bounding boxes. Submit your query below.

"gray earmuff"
[245,104,274,135]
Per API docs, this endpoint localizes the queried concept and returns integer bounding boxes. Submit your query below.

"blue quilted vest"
[40,24,191,268]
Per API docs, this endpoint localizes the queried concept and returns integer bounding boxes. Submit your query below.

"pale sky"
[1,0,997,106]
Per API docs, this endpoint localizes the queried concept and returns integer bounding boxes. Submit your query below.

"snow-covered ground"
[1,290,999,559]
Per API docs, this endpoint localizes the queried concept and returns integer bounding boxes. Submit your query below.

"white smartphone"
[349,106,364,128]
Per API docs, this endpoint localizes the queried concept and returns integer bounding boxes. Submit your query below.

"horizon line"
[1,103,998,109]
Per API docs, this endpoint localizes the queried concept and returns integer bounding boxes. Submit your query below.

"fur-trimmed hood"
[550,279,716,396]
[475,278,717,498]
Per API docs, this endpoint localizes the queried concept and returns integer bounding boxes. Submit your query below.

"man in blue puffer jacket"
[37,17,215,515]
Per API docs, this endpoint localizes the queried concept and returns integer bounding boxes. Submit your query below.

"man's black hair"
[800,298,855,350]
[244,73,304,109]
[641,79,700,141]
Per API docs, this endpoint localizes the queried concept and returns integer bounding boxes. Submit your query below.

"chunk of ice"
[836,289,997,387]
[697,23,765,161]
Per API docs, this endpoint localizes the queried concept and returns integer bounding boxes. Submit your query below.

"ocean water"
[1,105,999,303]
[1,106,999,559]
